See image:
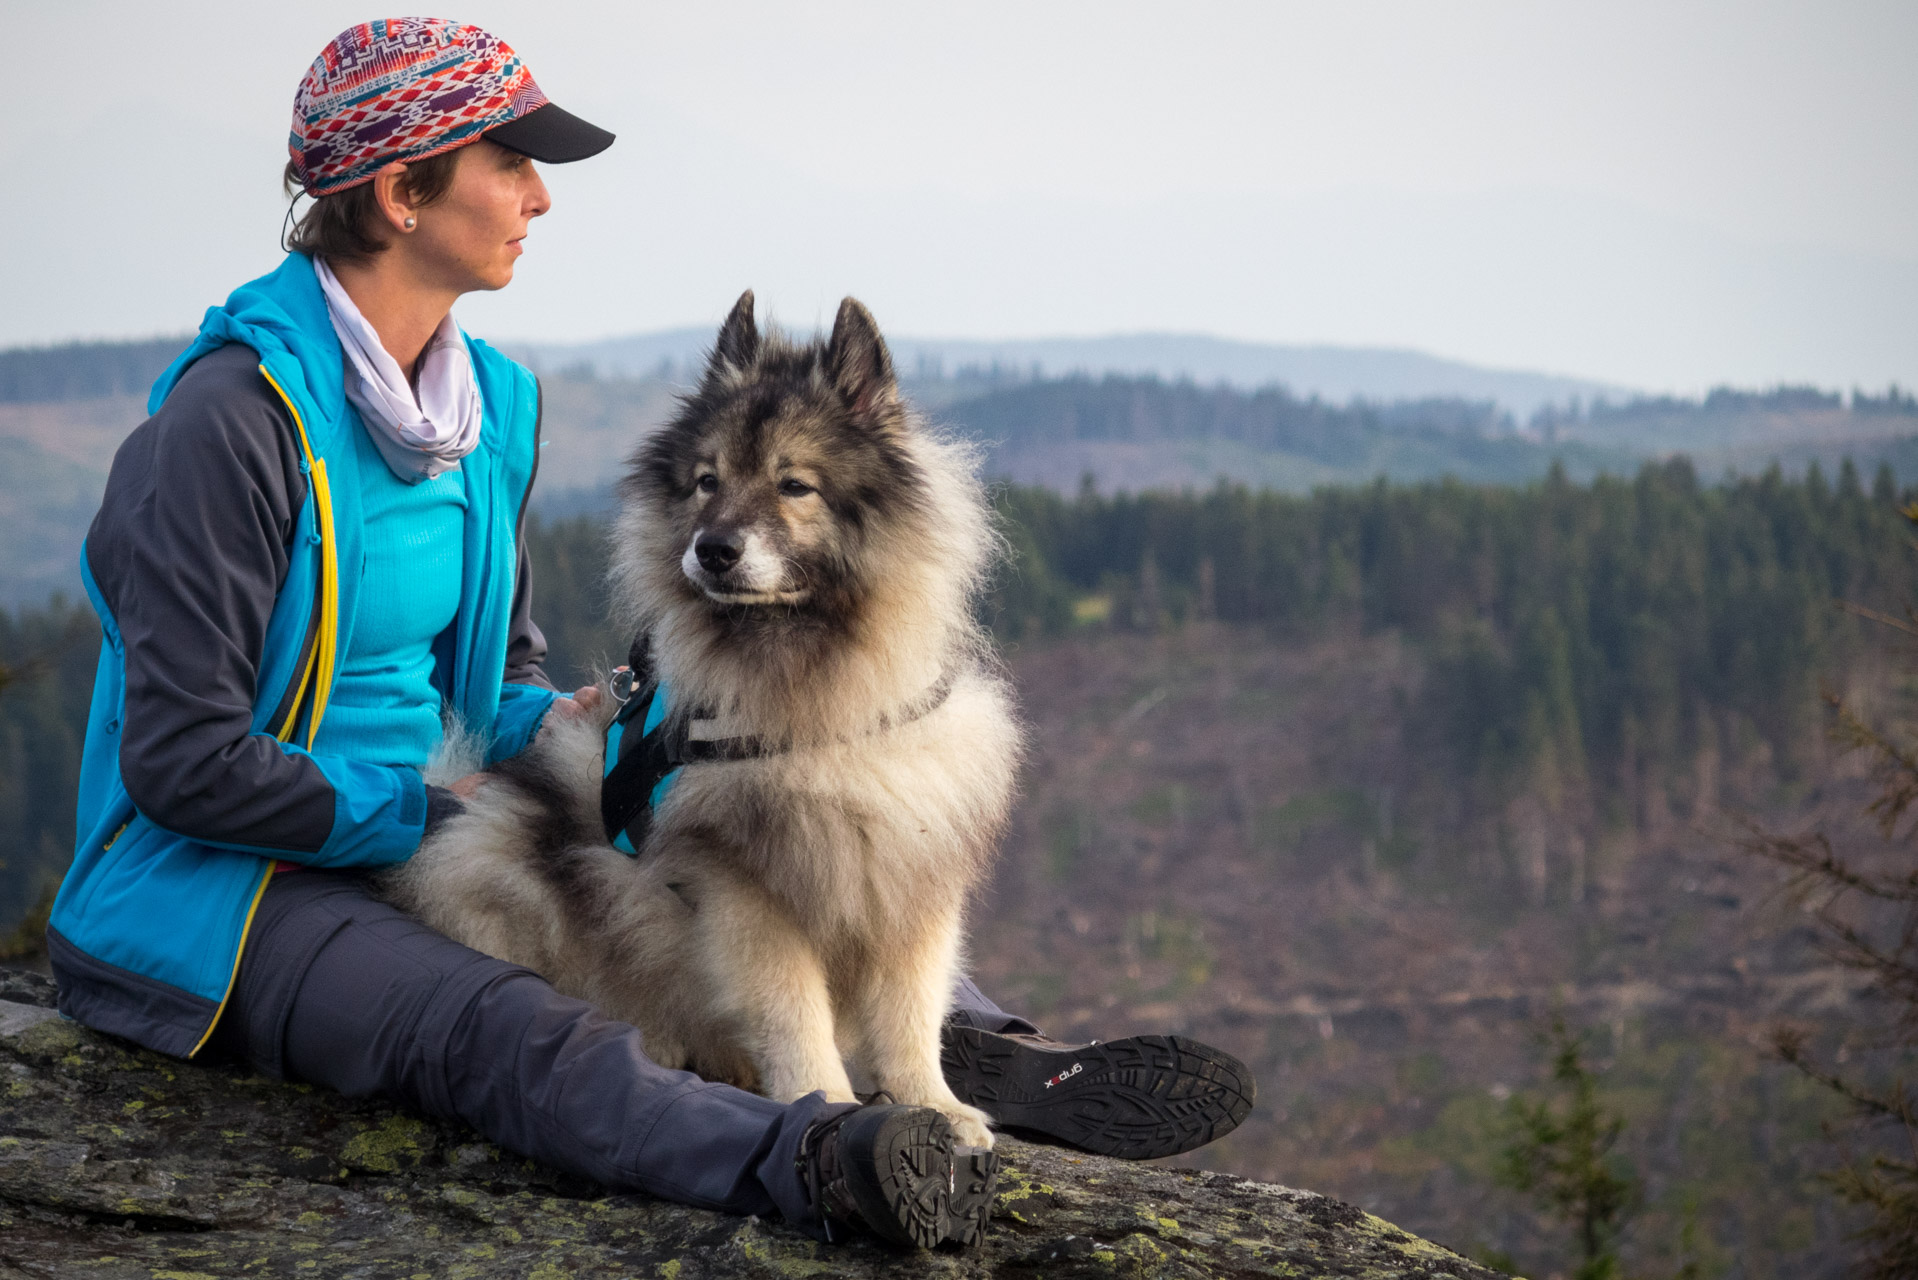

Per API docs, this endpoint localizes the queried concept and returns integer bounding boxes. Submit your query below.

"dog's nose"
[695,531,744,575]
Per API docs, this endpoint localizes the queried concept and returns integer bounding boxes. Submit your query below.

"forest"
[0,460,1902,932]
[1,459,1906,928]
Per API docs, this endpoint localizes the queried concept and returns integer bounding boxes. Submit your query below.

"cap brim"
[486,103,615,164]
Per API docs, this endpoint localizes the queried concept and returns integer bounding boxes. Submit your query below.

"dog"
[383,291,1022,1150]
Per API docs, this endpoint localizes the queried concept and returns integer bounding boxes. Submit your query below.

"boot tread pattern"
[841,1107,1002,1249]
[941,1030,1256,1160]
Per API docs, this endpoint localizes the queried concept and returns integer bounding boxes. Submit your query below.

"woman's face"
[408,140,552,293]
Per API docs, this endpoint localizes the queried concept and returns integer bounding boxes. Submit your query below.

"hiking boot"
[795,1103,1001,1249]
[946,1142,1002,1248]
[940,1027,1256,1160]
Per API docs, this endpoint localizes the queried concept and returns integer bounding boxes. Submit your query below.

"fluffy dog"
[384,292,1022,1149]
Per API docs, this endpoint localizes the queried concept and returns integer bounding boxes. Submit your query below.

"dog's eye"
[696,474,719,494]
[779,479,815,498]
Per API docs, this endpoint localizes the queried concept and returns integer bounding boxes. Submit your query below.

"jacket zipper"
[187,366,342,1059]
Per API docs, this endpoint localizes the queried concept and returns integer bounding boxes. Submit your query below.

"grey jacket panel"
[89,344,339,853]
[505,539,555,690]
[502,380,554,692]
[48,925,219,1061]
[88,343,550,856]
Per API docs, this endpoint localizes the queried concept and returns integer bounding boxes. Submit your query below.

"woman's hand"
[527,684,605,750]
[448,772,488,799]
[550,684,604,722]
[453,690,600,797]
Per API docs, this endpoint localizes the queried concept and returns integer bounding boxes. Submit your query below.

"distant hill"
[941,375,1636,493]
[0,436,106,604]
[0,337,188,404]
[3,335,1917,608]
[894,334,1628,420]
[0,394,150,605]
[501,328,712,383]
[504,329,1628,419]
[1540,383,1918,467]
[0,328,1627,418]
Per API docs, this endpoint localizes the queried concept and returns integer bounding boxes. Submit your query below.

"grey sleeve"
[88,345,340,854]
[503,514,556,690]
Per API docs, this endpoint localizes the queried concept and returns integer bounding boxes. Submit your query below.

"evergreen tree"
[1740,514,1918,1277]
[1497,1014,1640,1280]
[0,598,99,941]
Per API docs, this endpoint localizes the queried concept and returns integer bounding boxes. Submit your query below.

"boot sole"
[837,1107,1000,1249]
[941,1029,1256,1160]
[945,1145,1002,1249]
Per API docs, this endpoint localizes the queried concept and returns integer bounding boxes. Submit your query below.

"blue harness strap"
[600,667,679,855]
[598,632,963,855]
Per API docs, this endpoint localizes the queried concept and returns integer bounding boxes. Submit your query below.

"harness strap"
[599,683,674,852]
[599,634,668,851]
[599,639,961,851]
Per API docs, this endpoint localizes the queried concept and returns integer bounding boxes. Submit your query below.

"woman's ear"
[371,162,421,235]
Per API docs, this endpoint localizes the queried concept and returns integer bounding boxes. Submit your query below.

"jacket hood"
[150,254,348,430]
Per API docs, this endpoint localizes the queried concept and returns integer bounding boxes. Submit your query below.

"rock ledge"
[0,970,1504,1278]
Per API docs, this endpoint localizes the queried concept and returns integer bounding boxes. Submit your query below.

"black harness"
[598,635,958,852]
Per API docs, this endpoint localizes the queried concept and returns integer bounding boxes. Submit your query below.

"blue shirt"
[310,428,467,769]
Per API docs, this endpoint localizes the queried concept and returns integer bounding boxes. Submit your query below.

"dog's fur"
[383,293,1022,1148]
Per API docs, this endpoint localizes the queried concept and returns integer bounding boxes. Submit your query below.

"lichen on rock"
[0,970,1508,1278]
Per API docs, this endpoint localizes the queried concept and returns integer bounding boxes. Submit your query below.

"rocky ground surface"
[0,970,1502,1279]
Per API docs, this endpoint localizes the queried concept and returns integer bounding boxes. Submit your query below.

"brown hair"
[281,149,465,262]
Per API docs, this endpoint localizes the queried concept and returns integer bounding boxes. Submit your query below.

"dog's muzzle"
[681,530,809,606]
[694,530,743,576]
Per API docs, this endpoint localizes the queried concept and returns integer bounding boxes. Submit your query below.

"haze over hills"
[5,334,1918,607]
[1,328,1626,417]
[503,329,1630,419]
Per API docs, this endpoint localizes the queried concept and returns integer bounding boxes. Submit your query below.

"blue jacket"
[48,254,556,1058]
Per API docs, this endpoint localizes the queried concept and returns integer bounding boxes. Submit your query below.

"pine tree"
[1740,559,1918,1277]
[1497,1013,1640,1280]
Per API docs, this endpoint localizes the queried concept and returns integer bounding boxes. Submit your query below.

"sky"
[4,1,1915,395]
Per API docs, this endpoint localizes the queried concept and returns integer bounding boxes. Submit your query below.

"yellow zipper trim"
[189,369,337,1056]
[187,364,337,1059]
[187,863,274,1059]
[308,449,339,750]
[258,365,338,750]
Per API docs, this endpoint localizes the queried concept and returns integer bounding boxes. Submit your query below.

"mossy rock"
[0,970,1507,1278]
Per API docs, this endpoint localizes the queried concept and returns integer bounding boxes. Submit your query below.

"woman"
[48,17,1248,1252]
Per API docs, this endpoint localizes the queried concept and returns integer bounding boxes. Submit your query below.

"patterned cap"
[291,18,552,197]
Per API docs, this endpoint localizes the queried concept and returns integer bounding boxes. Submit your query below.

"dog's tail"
[426,714,489,788]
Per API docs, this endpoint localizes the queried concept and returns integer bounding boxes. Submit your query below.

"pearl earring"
[403,216,416,230]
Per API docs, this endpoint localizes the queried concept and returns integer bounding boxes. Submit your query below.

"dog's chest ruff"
[599,650,959,855]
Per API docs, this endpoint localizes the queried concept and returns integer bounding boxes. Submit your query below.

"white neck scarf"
[313,257,483,483]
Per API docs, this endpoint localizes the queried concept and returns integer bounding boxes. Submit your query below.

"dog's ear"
[710,290,759,376]
[825,297,898,417]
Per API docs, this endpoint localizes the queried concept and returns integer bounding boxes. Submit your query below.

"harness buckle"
[610,665,637,705]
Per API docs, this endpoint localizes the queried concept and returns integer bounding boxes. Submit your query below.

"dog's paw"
[941,1100,995,1150]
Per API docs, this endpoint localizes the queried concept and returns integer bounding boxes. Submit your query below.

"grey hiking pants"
[207,869,1033,1226]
